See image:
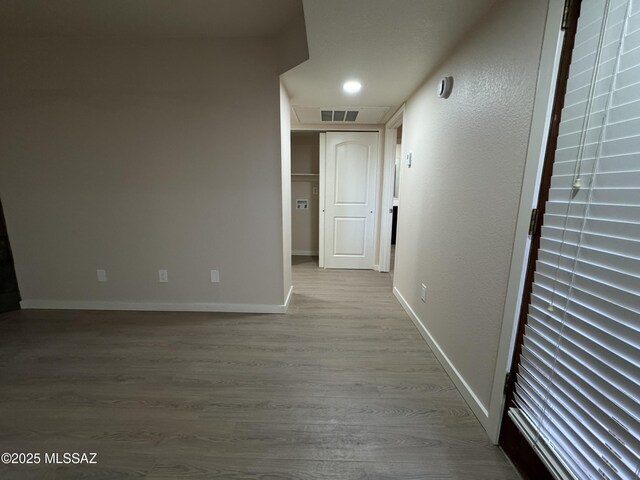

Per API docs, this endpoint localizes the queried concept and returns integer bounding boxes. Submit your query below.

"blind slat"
[526,309,640,401]
[519,364,638,477]
[545,202,640,224]
[531,290,640,364]
[542,226,640,256]
[515,380,601,479]
[523,327,639,430]
[535,262,640,312]
[541,229,639,259]
[536,247,640,295]
[521,355,640,461]
[533,275,637,336]
[547,188,640,206]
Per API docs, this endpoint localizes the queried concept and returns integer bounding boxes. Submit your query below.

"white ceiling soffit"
[0,0,303,38]
[283,0,498,123]
[293,106,390,125]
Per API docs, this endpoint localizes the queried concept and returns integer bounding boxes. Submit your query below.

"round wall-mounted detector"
[437,76,454,99]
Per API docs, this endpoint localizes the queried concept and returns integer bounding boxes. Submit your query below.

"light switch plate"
[97,269,108,282]
[159,270,169,283]
[420,283,427,302]
[210,270,220,283]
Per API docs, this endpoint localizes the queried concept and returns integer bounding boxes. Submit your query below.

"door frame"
[291,124,385,270]
[319,133,326,267]
[319,130,381,271]
[379,106,405,274]
[498,0,582,476]
[484,0,572,443]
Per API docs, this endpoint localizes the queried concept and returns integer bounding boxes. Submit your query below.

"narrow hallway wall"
[393,0,549,426]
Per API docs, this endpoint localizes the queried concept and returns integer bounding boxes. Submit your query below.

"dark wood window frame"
[499,1,583,479]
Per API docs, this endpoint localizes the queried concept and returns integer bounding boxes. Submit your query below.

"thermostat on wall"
[437,76,453,98]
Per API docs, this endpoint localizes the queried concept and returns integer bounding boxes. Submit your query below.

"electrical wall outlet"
[97,269,108,282]
[158,269,169,283]
[210,270,220,283]
[406,152,413,168]
[420,283,427,302]
[312,186,319,195]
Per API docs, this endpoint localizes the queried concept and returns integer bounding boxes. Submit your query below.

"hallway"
[0,258,519,479]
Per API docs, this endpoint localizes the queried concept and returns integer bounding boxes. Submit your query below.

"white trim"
[318,133,326,268]
[322,131,380,270]
[21,299,291,314]
[292,250,318,256]
[373,264,380,272]
[314,128,385,272]
[393,287,490,429]
[379,106,405,273]
[372,129,385,272]
[283,284,294,313]
[291,123,382,132]
[485,0,566,444]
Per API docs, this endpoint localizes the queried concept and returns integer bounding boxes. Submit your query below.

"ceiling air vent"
[321,109,359,122]
[294,106,389,124]
[345,110,358,122]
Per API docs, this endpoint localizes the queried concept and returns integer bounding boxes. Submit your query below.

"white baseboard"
[393,287,490,432]
[283,285,294,313]
[20,298,290,314]
[292,250,319,256]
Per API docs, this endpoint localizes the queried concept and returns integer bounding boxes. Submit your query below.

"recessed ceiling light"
[343,80,362,94]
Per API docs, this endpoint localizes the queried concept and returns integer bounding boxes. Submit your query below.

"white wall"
[0,37,292,312]
[394,0,549,427]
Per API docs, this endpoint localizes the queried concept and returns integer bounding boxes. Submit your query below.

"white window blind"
[509,1,640,479]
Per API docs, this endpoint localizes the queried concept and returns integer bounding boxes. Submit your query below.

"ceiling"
[1,0,498,124]
[283,0,498,124]
[0,0,302,38]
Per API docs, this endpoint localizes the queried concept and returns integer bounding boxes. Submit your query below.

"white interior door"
[324,132,378,269]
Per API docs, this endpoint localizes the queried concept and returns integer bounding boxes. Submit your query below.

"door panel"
[334,217,366,255]
[324,132,378,269]
[335,144,369,204]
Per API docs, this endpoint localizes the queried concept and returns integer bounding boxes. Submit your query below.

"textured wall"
[394,0,549,410]
[0,37,288,308]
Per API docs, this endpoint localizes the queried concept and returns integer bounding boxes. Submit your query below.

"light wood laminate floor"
[0,256,519,479]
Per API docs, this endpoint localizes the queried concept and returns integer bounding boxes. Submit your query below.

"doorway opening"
[290,131,320,270]
[0,196,21,314]
[290,130,380,272]
[390,124,402,276]
[378,106,405,277]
